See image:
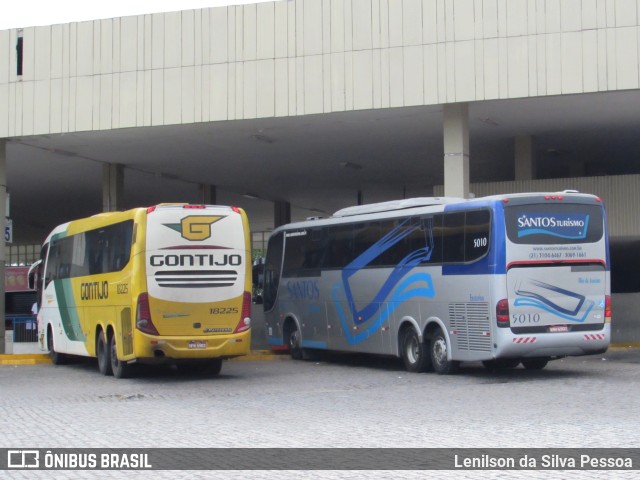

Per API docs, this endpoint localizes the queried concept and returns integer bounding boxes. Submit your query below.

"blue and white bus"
[262,192,610,374]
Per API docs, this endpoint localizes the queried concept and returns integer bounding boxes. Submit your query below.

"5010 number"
[511,313,540,324]
[473,237,488,248]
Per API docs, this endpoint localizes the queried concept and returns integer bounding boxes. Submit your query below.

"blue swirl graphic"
[514,297,594,323]
[332,272,435,345]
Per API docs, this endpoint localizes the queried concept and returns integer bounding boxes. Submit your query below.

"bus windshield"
[504,203,604,245]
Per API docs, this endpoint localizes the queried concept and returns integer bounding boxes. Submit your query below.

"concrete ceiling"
[7,89,640,244]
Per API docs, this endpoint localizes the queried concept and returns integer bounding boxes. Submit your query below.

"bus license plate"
[188,341,207,349]
[549,325,568,333]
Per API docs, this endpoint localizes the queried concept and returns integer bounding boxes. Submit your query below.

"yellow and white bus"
[31,204,252,378]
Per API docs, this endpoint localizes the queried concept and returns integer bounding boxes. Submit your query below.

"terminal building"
[1,0,640,351]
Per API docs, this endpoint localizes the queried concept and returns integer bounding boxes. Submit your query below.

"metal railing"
[7,315,38,342]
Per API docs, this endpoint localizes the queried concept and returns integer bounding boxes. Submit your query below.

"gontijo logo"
[517,212,589,240]
[163,215,225,241]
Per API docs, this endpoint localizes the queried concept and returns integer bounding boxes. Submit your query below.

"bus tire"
[522,358,548,370]
[109,333,131,379]
[206,358,223,376]
[47,326,66,365]
[430,328,459,375]
[177,359,223,376]
[482,359,520,371]
[400,327,431,373]
[97,330,112,376]
[287,324,303,360]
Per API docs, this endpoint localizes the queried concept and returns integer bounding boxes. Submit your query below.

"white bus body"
[263,193,610,374]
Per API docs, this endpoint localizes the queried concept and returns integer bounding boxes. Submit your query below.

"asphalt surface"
[1,347,640,479]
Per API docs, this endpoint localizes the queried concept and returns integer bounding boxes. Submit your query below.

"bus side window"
[424,215,443,264]
[283,234,306,276]
[328,225,354,269]
[44,242,60,286]
[305,227,328,270]
[442,212,466,263]
[464,210,491,261]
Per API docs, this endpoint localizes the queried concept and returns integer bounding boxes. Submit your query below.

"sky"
[1,0,274,31]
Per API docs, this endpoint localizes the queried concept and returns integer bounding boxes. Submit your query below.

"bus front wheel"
[430,328,459,375]
[400,327,431,373]
[47,327,66,365]
[287,324,303,360]
[109,333,131,379]
[97,330,112,376]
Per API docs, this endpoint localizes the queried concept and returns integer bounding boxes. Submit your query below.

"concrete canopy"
[7,89,640,244]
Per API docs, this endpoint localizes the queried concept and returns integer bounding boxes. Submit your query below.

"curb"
[608,344,640,350]
[229,350,290,362]
[0,354,52,365]
[0,351,289,365]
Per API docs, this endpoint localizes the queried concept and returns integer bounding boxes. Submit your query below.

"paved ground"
[2,347,640,479]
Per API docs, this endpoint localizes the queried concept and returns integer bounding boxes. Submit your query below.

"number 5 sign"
[5,218,12,243]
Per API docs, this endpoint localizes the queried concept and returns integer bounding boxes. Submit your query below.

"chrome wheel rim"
[433,337,447,366]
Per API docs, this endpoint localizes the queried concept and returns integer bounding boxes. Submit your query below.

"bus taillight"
[496,299,510,328]
[605,295,612,323]
[233,292,252,333]
[136,293,160,335]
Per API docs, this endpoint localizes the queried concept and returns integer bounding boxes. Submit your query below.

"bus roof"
[41,203,243,245]
[332,197,464,217]
[272,191,603,233]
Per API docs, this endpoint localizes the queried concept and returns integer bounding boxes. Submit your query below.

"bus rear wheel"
[206,358,223,375]
[177,359,223,376]
[97,330,112,376]
[522,359,548,370]
[109,334,131,379]
[482,359,520,371]
[400,327,431,373]
[430,328,459,375]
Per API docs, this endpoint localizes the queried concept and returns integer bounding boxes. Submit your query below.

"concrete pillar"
[0,140,6,354]
[199,185,217,204]
[102,163,124,212]
[515,135,535,181]
[443,103,470,198]
[274,201,291,228]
